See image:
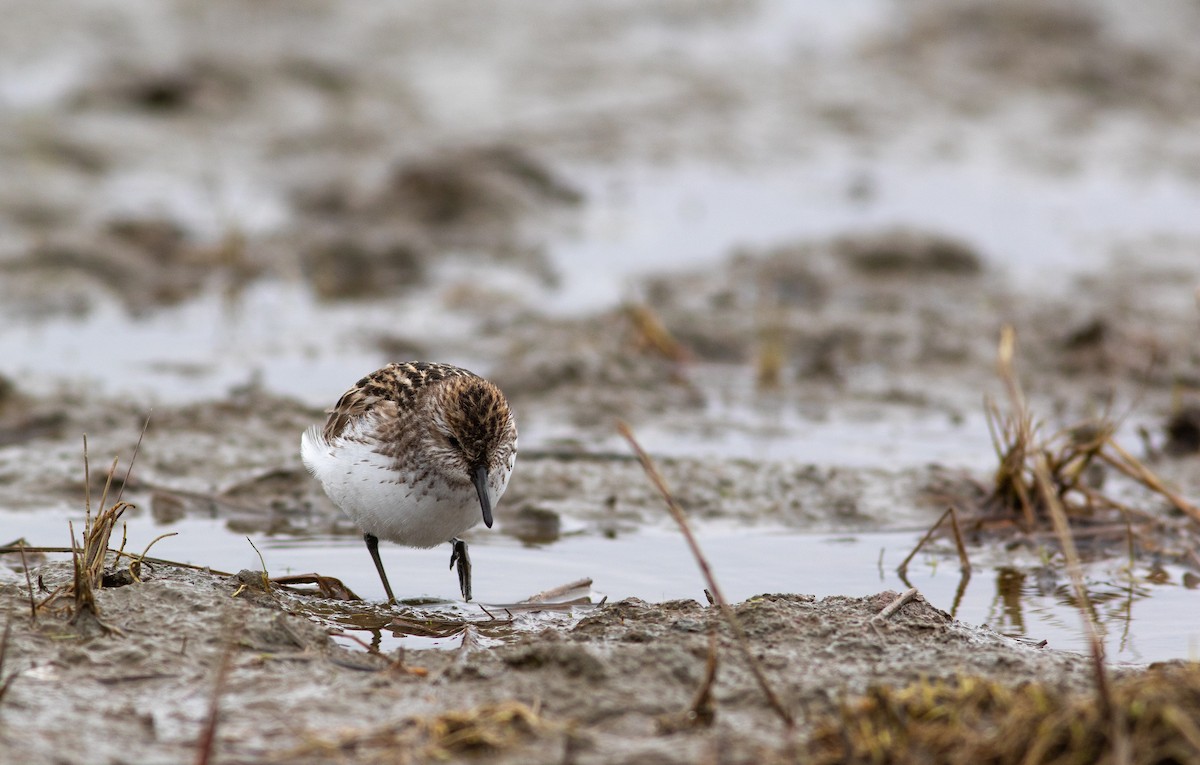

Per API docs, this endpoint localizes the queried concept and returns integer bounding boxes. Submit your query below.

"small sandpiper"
[301,362,518,602]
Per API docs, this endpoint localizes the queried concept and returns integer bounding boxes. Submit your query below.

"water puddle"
[3,508,1196,663]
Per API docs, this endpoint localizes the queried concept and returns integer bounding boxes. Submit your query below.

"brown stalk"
[1034,454,1130,765]
[618,420,794,729]
[194,636,235,765]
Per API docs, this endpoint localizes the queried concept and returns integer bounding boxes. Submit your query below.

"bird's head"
[426,376,517,527]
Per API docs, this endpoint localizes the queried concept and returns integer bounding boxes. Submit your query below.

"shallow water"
[3,508,1195,663]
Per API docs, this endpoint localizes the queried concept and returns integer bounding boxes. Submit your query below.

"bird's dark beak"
[472,464,493,528]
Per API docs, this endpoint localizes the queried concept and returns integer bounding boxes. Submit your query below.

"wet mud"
[0,561,1105,765]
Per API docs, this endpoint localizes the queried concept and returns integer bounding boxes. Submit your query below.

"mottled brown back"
[322,361,475,441]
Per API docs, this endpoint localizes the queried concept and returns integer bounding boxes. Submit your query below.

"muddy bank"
[0,560,1103,765]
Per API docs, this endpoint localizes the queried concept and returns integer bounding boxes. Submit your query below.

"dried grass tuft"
[962,327,1199,539]
[806,665,1200,765]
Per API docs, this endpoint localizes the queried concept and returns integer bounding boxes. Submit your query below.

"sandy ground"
[3,0,1200,763]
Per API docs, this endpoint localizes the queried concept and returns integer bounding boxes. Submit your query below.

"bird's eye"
[448,436,462,451]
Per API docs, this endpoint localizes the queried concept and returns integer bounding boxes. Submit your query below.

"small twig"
[872,588,919,623]
[519,578,593,604]
[619,421,794,729]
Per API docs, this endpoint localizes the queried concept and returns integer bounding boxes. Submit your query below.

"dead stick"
[1035,455,1130,765]
[619,421,794,729]
[520,578,593,604]
[896,507,952,577]
[872,588,919,623]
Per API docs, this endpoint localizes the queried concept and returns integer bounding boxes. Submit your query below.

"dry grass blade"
[618,420,794,729]
[1034,454,1130,765]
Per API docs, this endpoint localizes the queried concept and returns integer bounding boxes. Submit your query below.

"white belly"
[300,426,510,548]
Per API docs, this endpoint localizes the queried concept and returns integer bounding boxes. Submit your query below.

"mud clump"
[836,227,982,276]
[1164,405,1200,456]
[301,234,427,301]
[381,145,583,228]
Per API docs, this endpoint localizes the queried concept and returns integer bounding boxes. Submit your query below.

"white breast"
[300,424,512,548]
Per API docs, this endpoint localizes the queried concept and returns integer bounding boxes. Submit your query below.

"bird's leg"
[363,533,397,604]
[449,538,472,601]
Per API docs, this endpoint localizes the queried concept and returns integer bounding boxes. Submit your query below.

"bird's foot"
[449,538,472,601]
